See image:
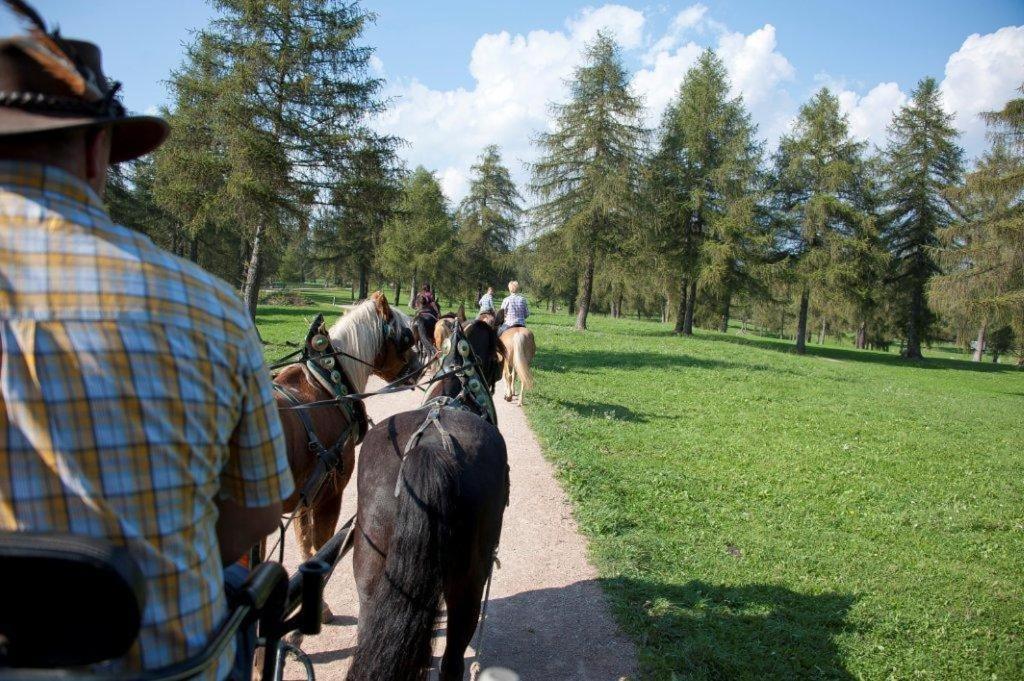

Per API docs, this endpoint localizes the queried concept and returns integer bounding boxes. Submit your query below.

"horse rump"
[346,442,457,681]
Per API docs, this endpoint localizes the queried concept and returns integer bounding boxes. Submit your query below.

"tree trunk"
[856,321,867,349]
[719,293,731,333]
[358,263,369,301]
[818,318,827,345]
[661,298,668,324]
[795,288,809,355]
[904,284,924,359]
[615,291,623,319]
[410,272,417,307]
[972,321,988,362]
[682,280,698,335]
[575,248,595,331]
[673,278,688,334]
[242,224,263,321]
[189,235,199,263]
[393,280,401,306]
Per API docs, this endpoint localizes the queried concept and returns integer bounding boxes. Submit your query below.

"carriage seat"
[0,532,146,668]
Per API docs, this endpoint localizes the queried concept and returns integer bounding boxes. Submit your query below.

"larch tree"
[933,84,1024,364]
[650,49,762,335]
[376,167,455,303]
[531,32,646,331]
[457,145,523,296]
[312,139,404,300]
[772,88,868,354]
[193,0,387,318]
[882,77,964,359]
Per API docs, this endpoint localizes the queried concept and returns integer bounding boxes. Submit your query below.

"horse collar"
[304,314,369,444]
[429,326,498,427]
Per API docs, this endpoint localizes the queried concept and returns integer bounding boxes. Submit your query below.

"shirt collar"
[0,160,106,212]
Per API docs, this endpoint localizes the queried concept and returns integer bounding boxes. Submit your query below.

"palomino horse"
[272,293,419,567]
[494,309,535,404]
[347,318,507,681]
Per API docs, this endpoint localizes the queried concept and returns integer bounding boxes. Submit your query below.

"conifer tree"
[650,49,763,335]
[531,32,646,330]
[773,88,868,354]
[376,167,456,302]
[457,145,523,294]
[933,129,1024,363]
[883,77,964,358]
[172,0,387,318]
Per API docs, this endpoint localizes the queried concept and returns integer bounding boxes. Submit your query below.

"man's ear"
[371,290,391,319]
[84,127,112,196]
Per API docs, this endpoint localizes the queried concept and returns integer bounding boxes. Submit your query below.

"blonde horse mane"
[327,300,384,391]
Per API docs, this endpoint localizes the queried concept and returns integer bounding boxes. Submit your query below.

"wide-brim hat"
[0,37,168,162]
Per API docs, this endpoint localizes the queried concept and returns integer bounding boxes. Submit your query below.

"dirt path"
[281,375,637,680]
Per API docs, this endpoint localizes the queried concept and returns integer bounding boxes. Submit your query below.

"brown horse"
[347,318,507,681]
[271,293,419,566]
[494,310,535,404]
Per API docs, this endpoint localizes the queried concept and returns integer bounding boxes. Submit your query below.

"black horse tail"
[347,443,457,681]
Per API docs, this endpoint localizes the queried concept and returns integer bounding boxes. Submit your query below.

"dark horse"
[347,318,507,681]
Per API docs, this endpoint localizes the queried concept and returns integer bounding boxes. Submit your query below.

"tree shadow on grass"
[710,332,1018,373]
[603,577,857,680]
[551,398,671,423]
[536,347,802,378]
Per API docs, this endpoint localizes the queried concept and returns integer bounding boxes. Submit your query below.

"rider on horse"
[0,10,293,678]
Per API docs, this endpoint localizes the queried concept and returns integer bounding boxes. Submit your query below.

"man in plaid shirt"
[499,280,530,334]
[0,21,292,680]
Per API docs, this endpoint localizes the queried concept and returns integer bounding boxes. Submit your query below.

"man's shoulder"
[115,225,254,341]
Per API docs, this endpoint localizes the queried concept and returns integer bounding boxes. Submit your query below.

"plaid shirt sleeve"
[221,323,294,507]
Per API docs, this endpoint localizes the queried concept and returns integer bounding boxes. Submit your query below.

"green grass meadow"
[256,291,1023,679]
[519,310,1023,680]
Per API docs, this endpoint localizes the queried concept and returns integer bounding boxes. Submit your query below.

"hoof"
[321,602,334,624]
[504,394,513,402]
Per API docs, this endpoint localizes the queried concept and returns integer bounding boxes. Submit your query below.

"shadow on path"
[603,577,856,680]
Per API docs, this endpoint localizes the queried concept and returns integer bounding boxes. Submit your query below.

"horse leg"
[503,355,515,402]
[310,485,344,623]
[440,574,486,681]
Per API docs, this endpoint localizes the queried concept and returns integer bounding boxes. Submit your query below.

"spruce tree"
[883,77,964,359]
[773,88,868,354]
[531,32,646,331]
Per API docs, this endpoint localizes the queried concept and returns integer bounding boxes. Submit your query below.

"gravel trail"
[281,376,637,680]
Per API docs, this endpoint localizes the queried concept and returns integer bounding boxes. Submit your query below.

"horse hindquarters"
[346,443,457,681]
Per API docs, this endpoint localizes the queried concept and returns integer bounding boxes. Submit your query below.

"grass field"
[517,309,1023,680]
[255,292,1022,680]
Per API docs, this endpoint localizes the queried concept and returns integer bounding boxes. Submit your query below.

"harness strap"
[394,404,454,497]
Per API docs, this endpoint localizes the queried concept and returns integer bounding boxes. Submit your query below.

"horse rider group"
[414,280,531,339]
[0,6,530,678]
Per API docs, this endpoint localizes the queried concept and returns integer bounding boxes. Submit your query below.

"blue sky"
[8,1,1024,199]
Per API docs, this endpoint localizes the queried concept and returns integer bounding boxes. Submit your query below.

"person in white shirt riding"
[478,286,494,315]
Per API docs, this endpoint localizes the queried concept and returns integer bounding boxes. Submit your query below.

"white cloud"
[632,22,796,138]
[565,4,646,49]
[376,5,1023,203]
[645,4,710,61]
[940,25,1024,159]
[837,82,907,148]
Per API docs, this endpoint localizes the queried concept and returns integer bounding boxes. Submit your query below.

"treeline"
[107,4,1022,364]
[523,33,1024,363]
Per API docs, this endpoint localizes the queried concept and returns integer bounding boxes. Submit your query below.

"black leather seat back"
[0,532,146,668]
